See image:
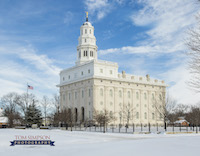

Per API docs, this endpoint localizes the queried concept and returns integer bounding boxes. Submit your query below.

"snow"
[0,129,200,156]
[174,120,189,124]
[0,117,8,123]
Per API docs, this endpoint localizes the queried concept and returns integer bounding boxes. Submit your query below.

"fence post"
[196,125,198,134]
[95,125,96,132]
[186,125,188,133]
[133,123,135,133]
[141,123,143,132]
[112,126,114,133]
[148,123,151,133]
[173,124,174,134]
[179,123,181,132]
[119,124,121,133]
[157,123,158,131]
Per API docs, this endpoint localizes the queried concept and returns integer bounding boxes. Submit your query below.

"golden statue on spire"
[85,11,88,18]
[85,11,88,22]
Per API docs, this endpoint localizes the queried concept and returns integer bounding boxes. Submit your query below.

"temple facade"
[57,14,167,126]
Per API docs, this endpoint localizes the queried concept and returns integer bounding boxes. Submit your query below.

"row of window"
[63,69,92,81]
[82,29,92,35]
[100,69,113,74]
[63,89,91,101]
[100,89,162,100]
[79,51,94,58]
[118,112,162,120]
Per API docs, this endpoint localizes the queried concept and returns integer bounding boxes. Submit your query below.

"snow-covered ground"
[0,129,199,156]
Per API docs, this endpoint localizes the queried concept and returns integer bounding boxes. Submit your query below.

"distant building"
[0,108,8,128]
[57,13,167,126]
[174,117,189,126]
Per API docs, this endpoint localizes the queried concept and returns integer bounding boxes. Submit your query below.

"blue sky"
[0,0,199,104]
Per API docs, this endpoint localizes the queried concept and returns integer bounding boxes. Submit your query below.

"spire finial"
[85,11,88,22]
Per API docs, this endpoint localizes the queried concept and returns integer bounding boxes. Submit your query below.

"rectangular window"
[82,90,84,98]
[88,69,90,73]
[110,70,113,74]
[81,71,83,75]
[100,69,103,73]
[75,92,77,99]
[89,89,91,97]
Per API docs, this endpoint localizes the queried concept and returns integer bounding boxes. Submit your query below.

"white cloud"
[84,0,112,20]
[160,65,200,105]
[64,11,73,25]
[98,0,200,105]
[0,44,61,99]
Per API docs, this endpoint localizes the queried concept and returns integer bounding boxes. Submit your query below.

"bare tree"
[0,92,22,127]
[152,94,177,130]
[17,93,37,122]
[186,13,200,92]
[93,109,116,133]
[41,96,50,126]
[175,104,189,117]
[185,105,200,126]
[51,94,60,114]
[120,103,135,127]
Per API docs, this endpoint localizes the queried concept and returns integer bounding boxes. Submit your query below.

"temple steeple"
[76,12,98,65]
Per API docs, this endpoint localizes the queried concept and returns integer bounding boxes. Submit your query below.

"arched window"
[152,93,154,100]
[160,113,162,119]
[84,51,85,56]
[100,88,103,96]
[75,92,77,99]
[144,112,147,119]
[110,89,113,97]
[119,90,122,97]
[85,29,87,34]
[119,111,122,118]
[86,51,87,56]
[136,92,139,99]
[152,113,155,120]
[144,93,147,100]
[128,91,131,98]
[88,89,91,97]
[110,111,113,117]
[82,90,84,98]
[159,94,162,100]
[136,112,139,119]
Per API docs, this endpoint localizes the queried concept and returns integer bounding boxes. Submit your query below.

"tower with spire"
[76,12,98,65]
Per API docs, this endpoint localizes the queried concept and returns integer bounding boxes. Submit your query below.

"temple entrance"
[81,107,84,122]
[75,108,78,122]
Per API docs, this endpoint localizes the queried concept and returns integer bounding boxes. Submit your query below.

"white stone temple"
[57,13,167,126]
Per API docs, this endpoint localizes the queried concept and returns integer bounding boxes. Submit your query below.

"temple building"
[57,13,167,126]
